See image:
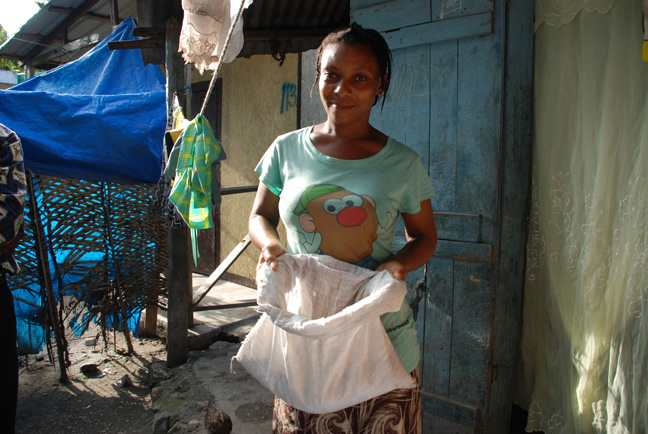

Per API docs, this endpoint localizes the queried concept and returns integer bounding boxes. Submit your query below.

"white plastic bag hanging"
[233,254,416,414]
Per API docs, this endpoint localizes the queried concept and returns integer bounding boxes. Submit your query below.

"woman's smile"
[318,42,383,124]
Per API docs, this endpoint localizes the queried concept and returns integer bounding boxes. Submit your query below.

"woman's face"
[318,42,384,126]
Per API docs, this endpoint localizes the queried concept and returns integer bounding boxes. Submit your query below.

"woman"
[249,24,438,433]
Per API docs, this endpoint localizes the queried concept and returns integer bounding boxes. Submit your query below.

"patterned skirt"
[272,367,422,434]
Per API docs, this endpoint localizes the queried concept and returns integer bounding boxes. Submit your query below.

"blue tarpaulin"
[0,18,167,184]
[1,19,168,354]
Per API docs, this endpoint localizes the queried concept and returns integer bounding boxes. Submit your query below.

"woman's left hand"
[376,259,408,281]
[376,199,438,282]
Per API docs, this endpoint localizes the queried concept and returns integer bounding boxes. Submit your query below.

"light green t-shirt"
[255,126,435,372]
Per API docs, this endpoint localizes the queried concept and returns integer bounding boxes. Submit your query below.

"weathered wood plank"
[424,414,477,434]
[449,261,493,408]
[192,235,251,308]
[372,44,431,250]
[429,40,458,212]
[456,30,502,245]
[351,0,431,32]
[421,257,453,395]
[220,185,258,196]
[431,0,493,21]
[434,212,481,242]
[107,38,165,50]
[486,0,534,432]
[383,12,493,51]
[434,240,492,263]
[371,44,431,165]
[133,26,165,37]
[422,391,480,428]
[392,229,491,263]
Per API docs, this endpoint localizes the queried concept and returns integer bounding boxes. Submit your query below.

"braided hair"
[312,23,392,109]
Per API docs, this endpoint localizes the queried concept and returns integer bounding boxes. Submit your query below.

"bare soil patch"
[16,327,166,434]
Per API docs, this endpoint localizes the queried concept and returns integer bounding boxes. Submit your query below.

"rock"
[119,374,132,387]
[84,338,97,346]
[152,412,170,434]
[204,397,232,434]
[187,419,202,431]
[168,421,188,433]
[149,361,172,386]
[150,387,165,402]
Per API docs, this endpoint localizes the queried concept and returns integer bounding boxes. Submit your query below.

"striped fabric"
[272,366,422,434]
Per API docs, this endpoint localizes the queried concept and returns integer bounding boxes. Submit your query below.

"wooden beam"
[192,235,251,308]
[48,6,75,14]
[0,54,23,61]
[84,11,112,23]
[108,38,165,50]
[28,28,112,69]
[220,185,258,196]
[133,27,165,38]
[193,301,257,312]
[109,0,119,26]
[23,0,102,62]
[20,33,62,43]
[49,5,113,22]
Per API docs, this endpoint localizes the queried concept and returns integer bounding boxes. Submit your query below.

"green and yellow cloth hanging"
[167,114,225,263]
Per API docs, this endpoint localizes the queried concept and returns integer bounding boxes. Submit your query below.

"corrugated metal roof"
[0,0,349,70]
[240,0,349,59]
[1,0,139,69]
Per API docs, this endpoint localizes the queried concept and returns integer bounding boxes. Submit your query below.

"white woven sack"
[233,254,416,414]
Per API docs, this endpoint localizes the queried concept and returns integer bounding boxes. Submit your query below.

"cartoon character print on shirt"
[293,184,383,268]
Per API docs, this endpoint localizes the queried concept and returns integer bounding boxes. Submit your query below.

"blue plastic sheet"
[0,18,167,184]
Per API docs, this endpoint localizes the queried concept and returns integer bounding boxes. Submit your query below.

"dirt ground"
[14,322,532,434]
[15,327,167,434]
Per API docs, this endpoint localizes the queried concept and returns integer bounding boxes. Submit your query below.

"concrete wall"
[300,49,327,128]
[0,70,17,90]
[213,53,299,285]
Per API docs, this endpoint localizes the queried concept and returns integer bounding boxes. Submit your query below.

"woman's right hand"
[258,242,287,271]
[249,183,286,271]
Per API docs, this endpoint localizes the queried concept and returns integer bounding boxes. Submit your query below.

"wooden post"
[109,0,119,26]
[167,225,191,367]
[165,16,192,368]
[184,63,195,329]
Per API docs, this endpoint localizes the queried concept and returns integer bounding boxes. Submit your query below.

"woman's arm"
[376,199,437,280]
[248,183,287,270]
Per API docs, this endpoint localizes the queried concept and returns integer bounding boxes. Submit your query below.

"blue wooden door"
[352,0,533,432]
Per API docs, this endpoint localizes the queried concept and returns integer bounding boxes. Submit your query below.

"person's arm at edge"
[376,199,437,281]
[248,182,287,271]
[0,127,26,256]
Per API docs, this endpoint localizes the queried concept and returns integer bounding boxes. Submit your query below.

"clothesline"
[199,0,247,117]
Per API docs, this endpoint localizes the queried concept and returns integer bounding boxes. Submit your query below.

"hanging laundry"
[179,0,254,73]
[167,114,226,229]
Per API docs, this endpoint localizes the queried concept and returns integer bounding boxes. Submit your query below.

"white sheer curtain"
[535,0,619,30]
[515,0,648,433]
